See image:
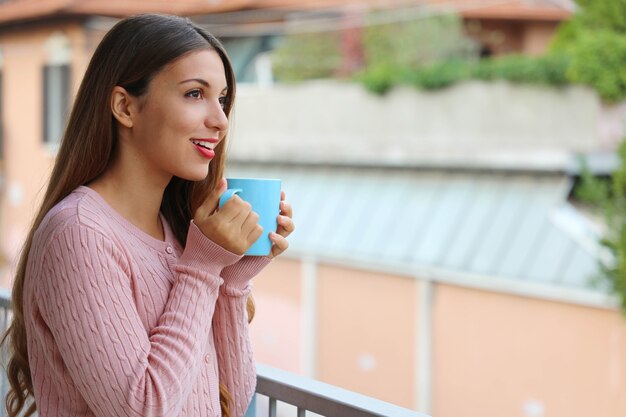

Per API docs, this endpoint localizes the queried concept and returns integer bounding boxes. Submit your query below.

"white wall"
[230,80,605,170]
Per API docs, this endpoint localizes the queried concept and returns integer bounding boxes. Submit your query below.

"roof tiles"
[0,0,573,26]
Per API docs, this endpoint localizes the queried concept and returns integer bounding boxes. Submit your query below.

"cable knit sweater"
[23,186,270,417]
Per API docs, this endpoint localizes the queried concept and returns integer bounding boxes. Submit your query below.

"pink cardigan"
[23,186,270,417]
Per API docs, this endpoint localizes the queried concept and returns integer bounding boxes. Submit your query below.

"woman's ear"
[111,86,135,128]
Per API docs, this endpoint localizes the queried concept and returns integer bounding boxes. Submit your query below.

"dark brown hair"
[2,13,243,417]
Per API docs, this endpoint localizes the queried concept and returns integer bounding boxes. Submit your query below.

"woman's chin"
[178,165,211,182]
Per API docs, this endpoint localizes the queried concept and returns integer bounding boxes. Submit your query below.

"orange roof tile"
[70,0,256,16]
[0,0,255,26]
[449,0,572,21]
[0,0,573,27]
[245,0,572,20]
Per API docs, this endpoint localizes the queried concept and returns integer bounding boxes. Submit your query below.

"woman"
[2,13,294,417]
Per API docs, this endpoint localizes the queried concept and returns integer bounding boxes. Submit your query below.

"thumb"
[198,178,227,217]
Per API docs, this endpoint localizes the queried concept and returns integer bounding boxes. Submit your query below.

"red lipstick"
[191,138,218,159]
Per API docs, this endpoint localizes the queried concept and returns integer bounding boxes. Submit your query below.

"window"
[221,36,278,85]
[43,64,70,145]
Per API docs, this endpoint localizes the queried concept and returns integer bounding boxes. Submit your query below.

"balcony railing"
[250,364,429,417]
[0,289,429,417]
[0,287,10,414]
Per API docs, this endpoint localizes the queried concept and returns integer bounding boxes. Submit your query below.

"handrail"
[255,363,430,417]
[0,287,11,417]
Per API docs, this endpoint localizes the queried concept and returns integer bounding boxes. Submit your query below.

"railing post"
[268,397,277,417]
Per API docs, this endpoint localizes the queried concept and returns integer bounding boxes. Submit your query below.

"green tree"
[558,0,626,313]
[574,0,626,32]
[551,0,626,102]
[576,139,626,313]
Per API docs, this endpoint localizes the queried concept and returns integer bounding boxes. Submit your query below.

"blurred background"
[1,0,625,416]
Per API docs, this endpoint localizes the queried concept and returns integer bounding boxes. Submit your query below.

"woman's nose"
[205,101,229,132]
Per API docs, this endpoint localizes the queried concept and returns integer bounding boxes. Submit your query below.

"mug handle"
[219,188,243,208]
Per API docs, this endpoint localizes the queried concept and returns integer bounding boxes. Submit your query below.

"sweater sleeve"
[34,223,241,417]
[214,254,271,415]
[187,223,269,415]
[220,256,272,290]
[212,281,257,417]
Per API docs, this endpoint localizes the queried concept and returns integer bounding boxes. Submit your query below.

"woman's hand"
[268,191,294,259]
[194,179,263,255]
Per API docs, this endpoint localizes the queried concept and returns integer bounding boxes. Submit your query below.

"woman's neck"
[88,160,169,241]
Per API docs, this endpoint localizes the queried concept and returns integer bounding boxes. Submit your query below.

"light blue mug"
[218,178,282,256]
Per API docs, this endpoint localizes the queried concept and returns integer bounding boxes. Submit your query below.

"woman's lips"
[191,138,218,159]
[193,143,215,159]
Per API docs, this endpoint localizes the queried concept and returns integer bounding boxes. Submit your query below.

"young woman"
[2,13,294,417]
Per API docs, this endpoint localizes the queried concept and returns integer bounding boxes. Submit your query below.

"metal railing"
[0,287,12,417]
[0,290,429,417]
[250,364,429,417]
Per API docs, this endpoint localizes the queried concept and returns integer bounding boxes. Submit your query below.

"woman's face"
[126,48,229,182]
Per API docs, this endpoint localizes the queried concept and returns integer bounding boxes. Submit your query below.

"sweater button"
[204,355,211,363]
[166,246,174,254]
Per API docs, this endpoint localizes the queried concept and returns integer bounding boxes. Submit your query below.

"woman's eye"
[185,89,203,99]
[219,96,227,109]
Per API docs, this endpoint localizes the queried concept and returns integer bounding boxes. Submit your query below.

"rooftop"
[0,0,573,27]
[227,160,611,309]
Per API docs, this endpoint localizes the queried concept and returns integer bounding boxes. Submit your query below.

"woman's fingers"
[194,178,227,219]
[268,232,289,259]
[242,210,263,240]
[269,196,294,258]
[279,200,292,218]
[276,215,295,237]
[195,192,261,254]
[276,198,294,240]
[198,189,293,257]
[220,195,252,223]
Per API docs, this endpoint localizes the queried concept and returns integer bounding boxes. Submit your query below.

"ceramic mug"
[218,178,282,256]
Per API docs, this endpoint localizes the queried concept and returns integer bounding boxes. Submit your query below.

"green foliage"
[473,54,570,85]
[272,0,626,102]
[355,64,407,95]
[574,0,626,32]
[271,31,343,82]
[354,8,572,95]
[550,0,626,102]
[576,140,626,313]
[362,12,477,69]
[272,9,478,86]
[356,54,569,95]
[549,19,581,54]
[409,60,473,90]
[565,29,626,102]
[566,0,626,314]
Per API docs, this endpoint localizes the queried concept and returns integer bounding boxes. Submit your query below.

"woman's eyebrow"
[179,78,210,87]
[179,79,228,93]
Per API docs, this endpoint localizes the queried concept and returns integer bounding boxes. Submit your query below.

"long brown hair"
[1,13,246,417]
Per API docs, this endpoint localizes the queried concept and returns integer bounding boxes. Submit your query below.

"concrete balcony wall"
[231,80,609,170]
